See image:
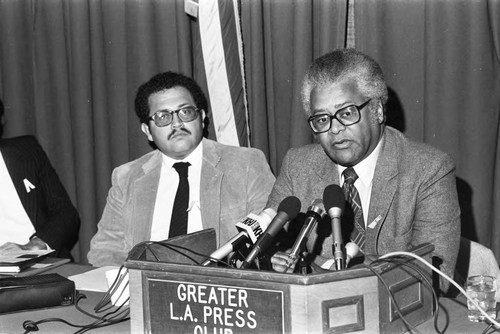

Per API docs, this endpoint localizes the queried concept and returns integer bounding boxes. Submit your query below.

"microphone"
[240,196,301,269]
[323,184,346,270]
[201,209,276,266]
[288,199,325,264]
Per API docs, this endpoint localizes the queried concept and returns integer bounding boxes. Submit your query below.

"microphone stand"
[297,252,309,275]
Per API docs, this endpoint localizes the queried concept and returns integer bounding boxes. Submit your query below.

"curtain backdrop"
[1,0,499,262]
[0,0,200,262]
[353,0,500,256]
[241,0,347,174]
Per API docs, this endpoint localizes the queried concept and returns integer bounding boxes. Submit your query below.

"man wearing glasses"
[268,49,460,293]
[88,71,275,267]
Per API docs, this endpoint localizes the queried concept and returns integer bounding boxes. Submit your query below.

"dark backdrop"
[0,0,498,263]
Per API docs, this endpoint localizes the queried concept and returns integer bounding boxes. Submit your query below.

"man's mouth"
[169,129,191,140]
[332,139,351,148]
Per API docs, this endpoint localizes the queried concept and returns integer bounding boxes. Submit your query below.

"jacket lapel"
[0,141,37,222]
[365,131,398,254]
[200,139,223,238]
[131,151,162,245]
[313,145,340,189]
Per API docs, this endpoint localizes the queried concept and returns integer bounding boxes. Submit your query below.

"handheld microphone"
[323,184,346,270]
[288,199,325,264]
[201,209,276,266]
[240,196,301,269]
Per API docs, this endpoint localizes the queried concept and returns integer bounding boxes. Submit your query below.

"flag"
[197,0,250,147]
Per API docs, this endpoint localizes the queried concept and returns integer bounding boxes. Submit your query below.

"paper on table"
[68,266,120,292]
[0,249,53,263]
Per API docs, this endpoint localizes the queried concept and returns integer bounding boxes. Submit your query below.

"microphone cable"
[373,256,441,330]
[22,289,130,334]
[379,251,500,333]
[22,239,232,333]
[366,256,440,334]
[127,240,231,266]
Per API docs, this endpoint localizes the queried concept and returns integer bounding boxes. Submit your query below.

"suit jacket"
[88,138,276,267]
[267,126,461,291]
[0,135,80,258]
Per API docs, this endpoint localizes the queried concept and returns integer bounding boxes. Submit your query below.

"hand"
[270,251,297,273]
[26,236,49,250]
[0,237,48,253]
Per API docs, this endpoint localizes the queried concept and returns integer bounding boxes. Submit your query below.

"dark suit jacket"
[0,135,80,258]
[267,126,461,292]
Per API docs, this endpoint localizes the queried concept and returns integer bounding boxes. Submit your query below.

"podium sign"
[147,278,285,333]
[125,239,434,334]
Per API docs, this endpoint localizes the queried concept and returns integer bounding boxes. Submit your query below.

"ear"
[200,109,207,127]
[375,102,385,124]
[141,123,154,142]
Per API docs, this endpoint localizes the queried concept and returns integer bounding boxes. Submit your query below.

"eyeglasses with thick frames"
[307,99,372,134]
[148,106,201,127]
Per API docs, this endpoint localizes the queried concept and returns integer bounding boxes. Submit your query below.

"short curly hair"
[301,48,388,116]
[135,71,209,124]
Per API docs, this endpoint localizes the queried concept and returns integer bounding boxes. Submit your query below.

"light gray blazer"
[267,126,461,291]
[88,138,276,267]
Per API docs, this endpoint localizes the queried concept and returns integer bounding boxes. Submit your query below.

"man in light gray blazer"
[88,72,275,267]
[269,49,460,293]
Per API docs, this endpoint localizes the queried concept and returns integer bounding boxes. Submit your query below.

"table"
[415,296,498,334]
[0,263,496,333]
[0,263,130,334]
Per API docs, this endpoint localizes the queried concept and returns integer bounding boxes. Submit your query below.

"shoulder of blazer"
[202,138,267,167]
[0,135,39,150]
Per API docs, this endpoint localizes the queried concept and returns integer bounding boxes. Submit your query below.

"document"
[0,249,54,273]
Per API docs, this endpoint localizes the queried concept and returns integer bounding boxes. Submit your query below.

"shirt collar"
[338,134,384,187]
[161,141,204,169]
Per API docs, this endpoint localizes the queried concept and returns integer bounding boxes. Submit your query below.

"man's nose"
[329,118,345,135]
[171,113,184,128]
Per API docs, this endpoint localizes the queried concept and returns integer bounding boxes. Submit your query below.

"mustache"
[168,128,191,140]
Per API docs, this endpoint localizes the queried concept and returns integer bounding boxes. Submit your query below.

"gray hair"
[301,48,388,116]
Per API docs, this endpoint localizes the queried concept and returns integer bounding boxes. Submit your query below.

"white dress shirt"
[337,136,384,227]
[149,143,203,241]
[0,150,36,246]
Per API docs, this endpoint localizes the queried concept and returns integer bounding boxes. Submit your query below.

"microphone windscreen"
[323,184,345,211]
[277,196,301,219]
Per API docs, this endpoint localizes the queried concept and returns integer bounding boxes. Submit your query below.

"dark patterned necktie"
[169,162,191,238]
[342,167,366,251]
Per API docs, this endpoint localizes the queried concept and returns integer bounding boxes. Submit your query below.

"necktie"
[169,162,191,238]
[342,167,366,251]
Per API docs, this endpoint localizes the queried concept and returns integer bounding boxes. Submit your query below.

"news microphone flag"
[241,196,301,269]
[197,0,249,147]
[201,209,276,266]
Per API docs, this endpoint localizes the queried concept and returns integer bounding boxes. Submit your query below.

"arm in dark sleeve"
[30,137,80,258]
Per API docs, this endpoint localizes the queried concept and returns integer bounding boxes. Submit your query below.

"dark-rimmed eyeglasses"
[148,106,201,127]
[307,99,372,134]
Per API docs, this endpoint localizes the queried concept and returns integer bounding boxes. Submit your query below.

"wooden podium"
[125,231,434,334]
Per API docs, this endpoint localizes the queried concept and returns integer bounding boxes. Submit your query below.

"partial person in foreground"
[0,98,81,259]
[88,71,276,267]
[268,48,460,293]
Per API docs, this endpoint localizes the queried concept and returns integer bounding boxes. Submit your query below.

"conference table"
[0,263,497,333]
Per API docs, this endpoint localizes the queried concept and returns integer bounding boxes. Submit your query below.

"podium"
[125,231,434,334]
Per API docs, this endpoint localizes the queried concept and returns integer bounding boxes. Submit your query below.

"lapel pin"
[23,178,36,193]
[368,215,382,229]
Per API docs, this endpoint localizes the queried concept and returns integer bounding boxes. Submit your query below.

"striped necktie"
[342,167,366,251]
[169,162,191,238]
